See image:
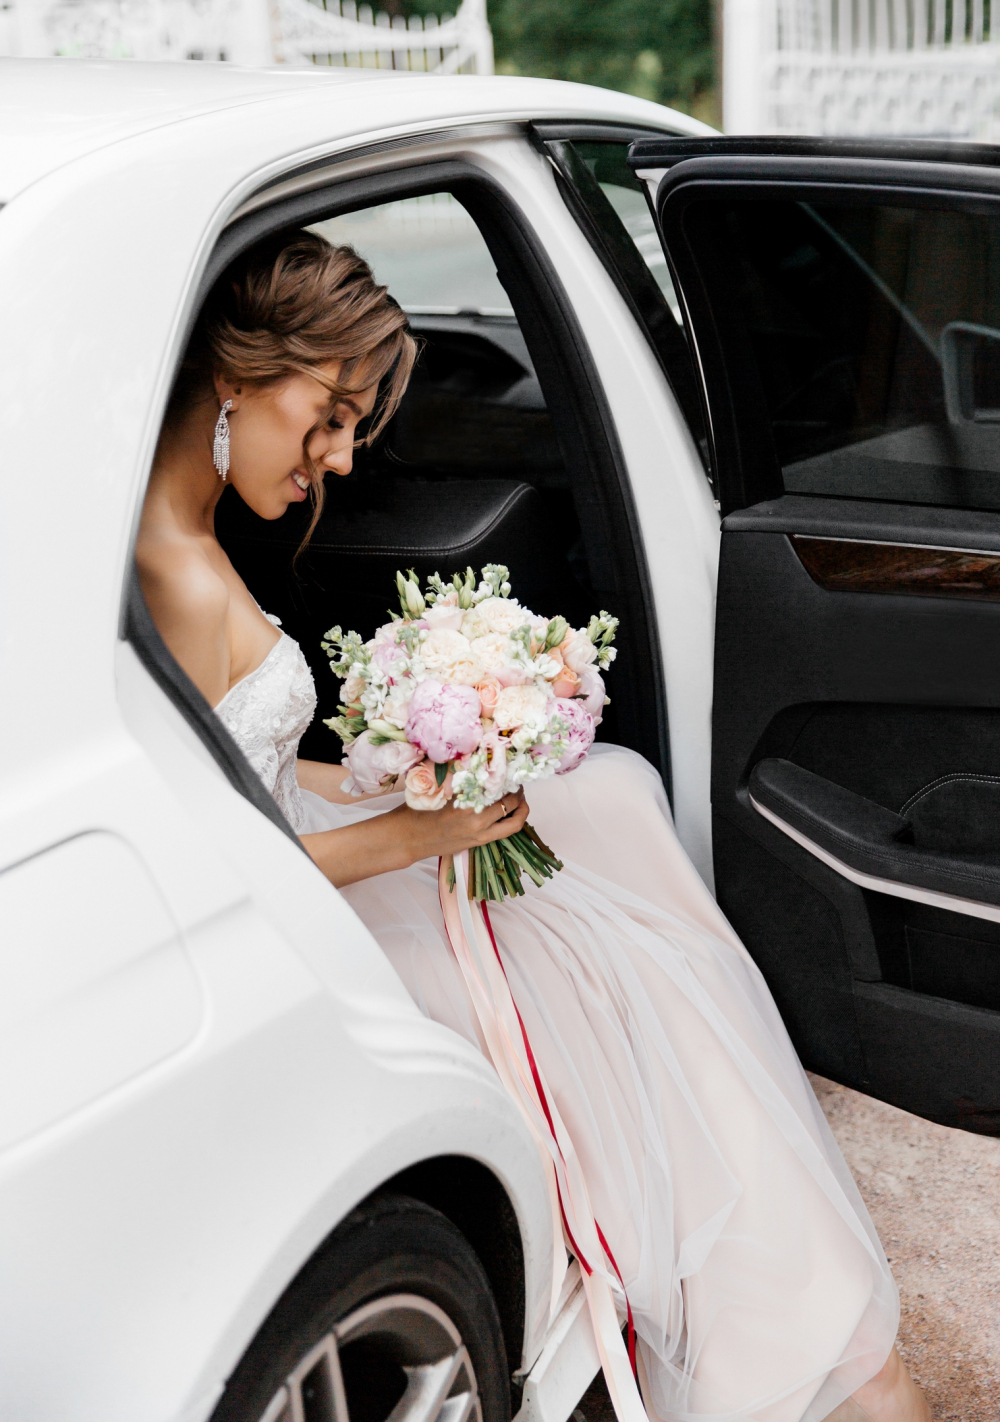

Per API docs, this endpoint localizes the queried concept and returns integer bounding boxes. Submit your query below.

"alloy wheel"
[257,1292,482,1422]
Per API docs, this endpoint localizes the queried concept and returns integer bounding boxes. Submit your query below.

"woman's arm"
[300,789,530,888]
[295,758,396,805]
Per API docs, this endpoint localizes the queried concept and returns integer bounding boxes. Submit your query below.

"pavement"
[573,1075,1000,1421]
[811,1073,1000,1420]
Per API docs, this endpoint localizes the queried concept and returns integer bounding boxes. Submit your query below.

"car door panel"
[632,138,1000,1131]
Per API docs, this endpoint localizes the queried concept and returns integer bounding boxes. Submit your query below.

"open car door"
[630,135,1000,1133]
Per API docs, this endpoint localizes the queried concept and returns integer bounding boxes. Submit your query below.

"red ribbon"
[480,898,637,1376]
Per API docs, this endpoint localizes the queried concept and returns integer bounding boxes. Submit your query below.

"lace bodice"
[214,617,317,833]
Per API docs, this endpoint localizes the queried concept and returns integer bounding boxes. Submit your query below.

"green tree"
[391,0,716,122]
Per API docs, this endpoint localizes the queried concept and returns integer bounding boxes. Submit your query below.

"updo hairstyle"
[169,230,417,545]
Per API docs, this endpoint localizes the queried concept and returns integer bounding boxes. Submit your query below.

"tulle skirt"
[299,745,898,1422]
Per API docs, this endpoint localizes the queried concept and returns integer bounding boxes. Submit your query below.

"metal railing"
[724,0,1000,137]
[0,0,494,74]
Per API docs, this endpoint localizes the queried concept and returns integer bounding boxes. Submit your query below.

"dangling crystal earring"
[212,399,233,481]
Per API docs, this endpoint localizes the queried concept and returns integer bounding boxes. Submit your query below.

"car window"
[315,193,512,316]
[683,197,1000,511]
[572,141,681,322]
[544,138,708,472]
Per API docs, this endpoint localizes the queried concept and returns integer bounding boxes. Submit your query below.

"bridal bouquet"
[321,564,617,902]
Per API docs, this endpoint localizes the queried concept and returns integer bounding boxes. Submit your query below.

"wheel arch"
[381,1155,527,1387]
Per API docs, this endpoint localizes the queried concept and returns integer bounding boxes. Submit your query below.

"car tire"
[210,1192,511,1422]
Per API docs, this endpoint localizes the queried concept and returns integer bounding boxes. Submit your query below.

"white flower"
[461,597,530,641]
[381,681,415,729]
[420,628,485,686]
[423,602,465,633]
[469,632,512,674]
[493,683,550,732]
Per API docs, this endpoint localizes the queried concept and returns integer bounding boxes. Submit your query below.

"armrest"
[749,758,1000,908]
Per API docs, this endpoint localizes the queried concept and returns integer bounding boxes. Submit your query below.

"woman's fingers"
[481,790,529,844]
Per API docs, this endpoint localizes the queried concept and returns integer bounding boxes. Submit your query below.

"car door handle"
[748,757,1000,915]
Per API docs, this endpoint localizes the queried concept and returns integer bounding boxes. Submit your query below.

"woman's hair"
[169,230,417,549]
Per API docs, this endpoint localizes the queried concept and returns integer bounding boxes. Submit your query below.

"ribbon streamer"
[438,852,647,1422]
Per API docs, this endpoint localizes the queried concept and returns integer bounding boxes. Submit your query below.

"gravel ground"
[810,1073,1000,1420]
[573,1075,1000,1421]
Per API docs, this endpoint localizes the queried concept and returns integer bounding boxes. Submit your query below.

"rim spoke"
[256,1295,478,1422]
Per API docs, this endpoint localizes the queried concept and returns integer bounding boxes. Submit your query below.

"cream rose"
[469,633,511,674]
[493,683,550,732]
[404,760,453,811]
[343,672,366,705]
[461,596,530,641]
[420,628,485,686]
[560,629,599,675]
[422,601,465,633]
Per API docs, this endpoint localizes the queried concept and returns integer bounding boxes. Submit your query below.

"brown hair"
[170,230,416,549]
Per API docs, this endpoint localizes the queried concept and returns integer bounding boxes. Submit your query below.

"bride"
[138,232,931,1422]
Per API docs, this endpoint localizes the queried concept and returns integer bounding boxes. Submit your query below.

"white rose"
[461,597,530,641]
[470,632,512,674]
[420,628,485,686]
[423,602,466,633]
[493,683,550,732]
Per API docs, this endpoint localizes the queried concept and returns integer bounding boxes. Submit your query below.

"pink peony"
[551,697,596,775]
[575,667,606,725]
[405,678,483,763]
[476,673,502,719]
[404,759,453,811]
[343,730,423,795]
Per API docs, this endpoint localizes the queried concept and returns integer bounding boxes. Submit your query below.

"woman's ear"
[212,373,243,411]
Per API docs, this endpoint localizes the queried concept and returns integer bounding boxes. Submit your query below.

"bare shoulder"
[136,530,231,704]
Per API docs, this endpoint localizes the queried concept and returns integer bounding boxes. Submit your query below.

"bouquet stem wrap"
[438,852,646,1422]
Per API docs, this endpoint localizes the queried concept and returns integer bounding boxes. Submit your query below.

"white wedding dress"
[217,622,899,1422]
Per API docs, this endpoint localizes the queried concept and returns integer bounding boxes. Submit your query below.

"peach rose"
[559,629,598,675]
[551,665,582,699]
[476,674,502,719]
[404,759,453,811]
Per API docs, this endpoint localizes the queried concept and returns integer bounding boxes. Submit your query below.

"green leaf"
[435,761,449,787]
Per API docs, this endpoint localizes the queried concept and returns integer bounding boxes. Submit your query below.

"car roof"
[0,58,712,202]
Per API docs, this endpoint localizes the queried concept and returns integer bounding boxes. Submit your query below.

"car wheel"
[211,1193,511,1422]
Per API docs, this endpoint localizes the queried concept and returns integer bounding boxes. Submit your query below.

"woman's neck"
[147,400,224,538]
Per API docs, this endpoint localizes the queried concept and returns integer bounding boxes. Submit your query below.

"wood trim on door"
[791,534,1000,602]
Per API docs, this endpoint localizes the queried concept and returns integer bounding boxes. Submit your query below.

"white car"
[4,55,1000,1422]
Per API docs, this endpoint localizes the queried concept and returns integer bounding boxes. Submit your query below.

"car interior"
[209,145,675,777]
[634,134,1000,1133]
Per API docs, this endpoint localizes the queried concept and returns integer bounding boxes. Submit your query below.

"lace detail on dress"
[214,627,317,833]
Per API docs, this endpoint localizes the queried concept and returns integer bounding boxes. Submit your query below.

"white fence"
[724,0,1000,137]
[0,0,493,73]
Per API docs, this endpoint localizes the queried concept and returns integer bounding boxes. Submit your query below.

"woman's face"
[219,361,379,520]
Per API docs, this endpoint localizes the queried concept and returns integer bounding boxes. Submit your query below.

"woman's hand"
[396,788,530,865]
[300,789,529,889]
